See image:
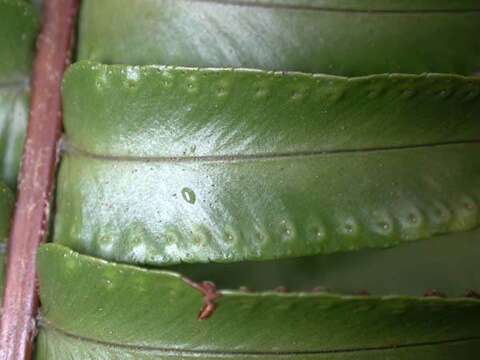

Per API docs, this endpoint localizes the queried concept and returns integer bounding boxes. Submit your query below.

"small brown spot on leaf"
[465,290,480,299]
[424,289,446,298]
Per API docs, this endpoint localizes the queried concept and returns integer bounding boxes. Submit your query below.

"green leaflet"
[55,63,480,265]
[77,0,480,76]
[0,0,38,188]
[36,244,480,359]
[0,0,39,83]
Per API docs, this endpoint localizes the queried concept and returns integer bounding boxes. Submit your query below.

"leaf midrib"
[63,139,480,164]
[177,0,480,14]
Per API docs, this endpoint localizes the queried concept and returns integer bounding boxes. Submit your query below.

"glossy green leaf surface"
[36,244,480,359]
[0,0,37,188]
[38,245,480,359]
[55,63,480,265]
[63,63,480,158]
[78,0,480,76]
[55,143,480,265]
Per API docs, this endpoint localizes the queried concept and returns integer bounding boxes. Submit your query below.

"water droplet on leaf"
[181,187,196,204]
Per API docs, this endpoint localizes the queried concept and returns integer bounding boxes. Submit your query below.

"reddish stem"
[0,1,78,359]
[183,278,222,320]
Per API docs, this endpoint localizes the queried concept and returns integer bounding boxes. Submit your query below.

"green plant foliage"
[0,85,29,188]
[36,244,480,359]
[77,0,480,76]
[54,62,480,265]
[26,2,480,358]
[0,0,39,188]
